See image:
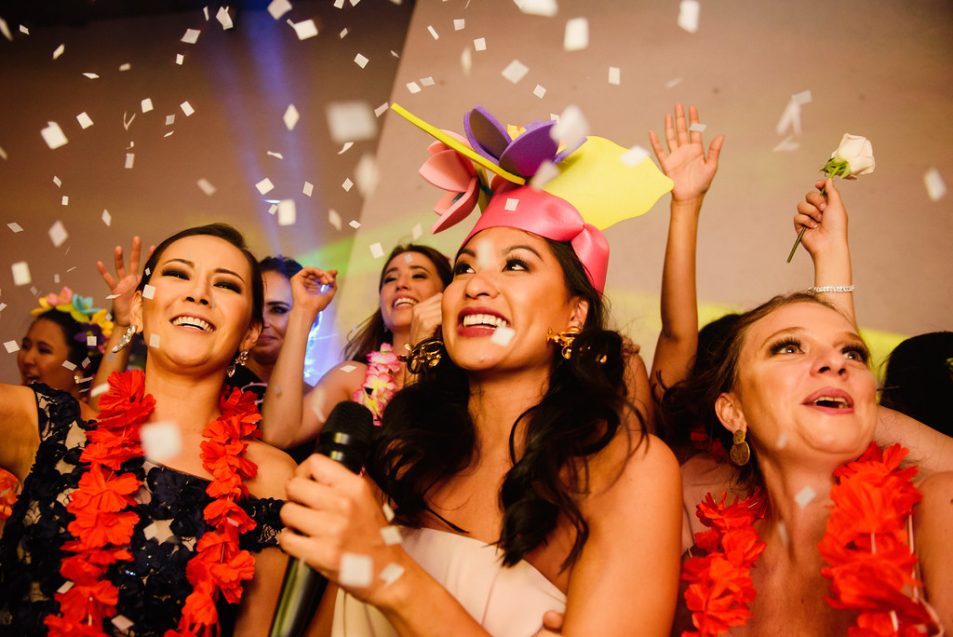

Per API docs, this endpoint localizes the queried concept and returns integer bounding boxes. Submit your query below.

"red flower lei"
[45,370,261,637]
[682,443,939,637]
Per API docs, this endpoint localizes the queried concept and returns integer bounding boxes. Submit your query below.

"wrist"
[670,197,704,217]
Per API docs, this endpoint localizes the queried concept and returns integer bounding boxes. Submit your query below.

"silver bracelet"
[808,285,855,294]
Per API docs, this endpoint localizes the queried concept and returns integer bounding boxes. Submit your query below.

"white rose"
[831,133,875,177]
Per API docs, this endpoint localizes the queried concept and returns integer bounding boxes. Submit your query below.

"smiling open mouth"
[393,297,418,309]
[171,316,215,332]
[461,314,510,329]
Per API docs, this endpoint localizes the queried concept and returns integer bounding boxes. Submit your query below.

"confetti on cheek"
[491,326,515,347]
[118,63,131,71]
[101,209,112,226]
[256,178,275,195]
[149,334,160,349]
[775,431,789,450]
[140,421,183,461]
[689,122,706,133]
[180,101,195,117]
[379,563,405,586]
[76,112,94,129]
[608,66,621,86]
[339,552,373,587]
[291,19,319,40]
[794,485,816,509]
[19,24,29,36]
[303,181,314,197]
[453,19,465,30]
[267,0,292,19]
[41,122,68,149]
[333,0,344,7]
[329,210,343,230]
[677,0,700,33]
[621,145,650,167]
[354,53,369,69]
[533,84,546,99]
[380,526,402,545]
[326,101,377,144]
[501,59,528,84]
[461,47,472,75]
[165,114,175,126]
[7,222,23,233]
[48,221,68,247]
[11,261,31,286]
[52,43,65,60]
[666,77,683,89]
[0,145,6,160]
[370,243,384,259]
[924,168,946,201]
[473,37,487,52]
[563,17,588,51]
[197,178,217,195]
[142,284,156,300]
[382,502,395,522]
[62,360,77,371]
[181,29,201,44]
[86,336,97,348]
[3,341,18,354]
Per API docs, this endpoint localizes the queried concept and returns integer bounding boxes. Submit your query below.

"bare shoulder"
[917,471,953,520]
[587,432,679,508]
[316,361,367,395]
[245,441,297,500]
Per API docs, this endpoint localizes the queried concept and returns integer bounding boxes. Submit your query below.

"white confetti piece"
[379,562,405,586]
[354,53,369,69]
[3,341,19,354]
[86,335,97,348]
[197,178,217,195]
[105,294,119,300]
[61,360,77,371]
[339,552,372,587]
[216,7,234,29]
[794,485,816,509]
[8,222,23,233]
[267,0,292,19]
[501,59,528,84]
[529,160,560,188]
[141,98,154,113]
[406,81,421,94]
[370,242,384,258]
[256,178,275,195]
[291,19,318,40]
[339,364,357,373]
[204,6,210,20]
[924,168,947,201]
[119,63,131,71]
[777,520,789,546]
[140,421,183,461]
[608,66,621,85]
[420,76,435,87]
[82,72,99,80]
[149,334,160,349]
[473,37,487,51]
[0,302,6,312]
[454,18,465,30]
[125,153,135,169]
[61,195,69,206]
[551,104,588,151]
[504,197,519,211]
[326,101,377,144]
[165,114,175,126]
[348,219,361,230]
[12,262,31,286]
[792,89,813,106]
[427,25,439,40]
[91,383,109,398]
[101,209,112,226]
[677,0,700,33]
[354,154,379,197]
[53,176,62,187]
[621,146,650,167]
[267,151,284,160]
[563,17,588,51]
[329,210,343,230]
[76,112,94,129]
[666,77,683,89]
[278,199,296,226]
[380,525,402,545]
[775,99,802,137]
[411,223,423,240]
[339,28,348,38]
[491,326,516,347]
[775,431,789,450]
[0,145,6,160]
[111,616,134,632]
[772,136,800,153]
[689,122,706,132]
[342,178,354,192]
[461,47,472,74]
[57,581,74,594]
[382,502,395,522]
[374,102,389,117]
[181,29,201,44]
[122,112,136,131]
[283,104,299,130]
[333,0,344,7]
[49,221,68,247]
[180,101,195,117]
[0,18,10,41]
[176,54,184,65]
[41,121,68,149]
[303,181,314,197]
[515,0,558,17]
[268,204,278,215]
[338,142,354,154]
[53,43,65,60]
[142,284,156,300]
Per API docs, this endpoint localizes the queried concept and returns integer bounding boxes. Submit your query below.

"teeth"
[814,396,848,408]
[172,316,212,332]
[393,297,417,308]
[462,313,509,329]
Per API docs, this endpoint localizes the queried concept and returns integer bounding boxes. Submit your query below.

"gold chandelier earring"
[546,326,581,360]
[729,428,751,466]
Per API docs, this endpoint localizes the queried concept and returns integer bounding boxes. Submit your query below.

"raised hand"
[290,267,337,321]
[409,293,443,348]
[794,178,849,258]
[96,236,154,327]
[649,104,725,203]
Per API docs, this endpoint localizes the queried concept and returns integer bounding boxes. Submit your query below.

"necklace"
[355,343,402,424]
[681,443,938,637]
[45,370,260,636]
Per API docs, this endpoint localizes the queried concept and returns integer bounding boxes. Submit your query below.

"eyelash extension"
[161,267,188,279]
[768,336,802,355]
[842,343,870,363]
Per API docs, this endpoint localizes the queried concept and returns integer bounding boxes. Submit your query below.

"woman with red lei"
[0,224,296,635]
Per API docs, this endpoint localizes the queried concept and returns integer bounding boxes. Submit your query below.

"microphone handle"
[268,556,329,637]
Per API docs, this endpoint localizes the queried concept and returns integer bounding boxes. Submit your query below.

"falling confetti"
[501,59,529,84]
[354,53,369,69]
[924,168,947,201]
[473,37,487,51]
[48,221,68,247]
[326,101,377,143]
[268,0,292,19]
[12,262,32,286]
[181,29,201,44]
[41,122,69,149]
[277,200,296,226]
[76,112,94,129]
[283,104,300,130]
[563,17,588,51]
[608,66,621,86]
[291,19,318,40]
[141,421,183,461]
[677,0,700,33]
[514,0,558,17]
[256,178,275,195]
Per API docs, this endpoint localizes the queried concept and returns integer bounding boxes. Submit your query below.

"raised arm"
[794,179,856,324]
[648,104,724,406]
[91,237,153,408]
[0,384,43,482]
[259,267,337,448]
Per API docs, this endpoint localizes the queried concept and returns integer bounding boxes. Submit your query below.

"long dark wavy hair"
[343,244,452,362]
[31,310,102,373]
[660,293,838,487]
[368,238,644,571]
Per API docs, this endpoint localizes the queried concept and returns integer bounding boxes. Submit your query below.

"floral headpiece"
[391,103,673,294]
[31,286,114,354]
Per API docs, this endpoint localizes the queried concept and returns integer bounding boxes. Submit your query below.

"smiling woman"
[0,224,296,636]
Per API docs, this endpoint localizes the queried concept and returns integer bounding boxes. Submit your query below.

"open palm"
[649,104,724,202]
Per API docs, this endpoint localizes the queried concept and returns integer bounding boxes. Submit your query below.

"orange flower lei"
[45,370,261,637]
[682,443,938,637]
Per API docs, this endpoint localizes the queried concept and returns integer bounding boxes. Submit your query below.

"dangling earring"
[546,326,581,360]
[730,429,751,466]
[401,337,443,374]
[111,324,137,353]
[227,350,249,378]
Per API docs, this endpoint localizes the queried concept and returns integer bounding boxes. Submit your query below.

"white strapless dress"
[332,527,567,637]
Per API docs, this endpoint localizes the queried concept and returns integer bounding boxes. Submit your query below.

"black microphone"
[269,401,375,637]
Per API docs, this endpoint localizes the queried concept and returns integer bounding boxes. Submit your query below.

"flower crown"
[391,103,674,294]
[31,286,114,354]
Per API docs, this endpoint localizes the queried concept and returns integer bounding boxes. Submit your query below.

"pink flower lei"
[354,343,402,423]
